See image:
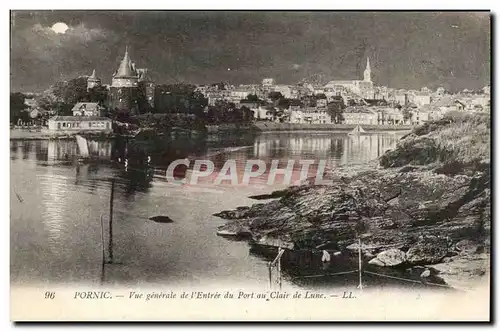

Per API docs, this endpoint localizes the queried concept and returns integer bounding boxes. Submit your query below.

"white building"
[293,107,332,124]
[72,102,103,117]
[343,106,378,125]
[253,107,274,121]
[410,109,431,125]
[262,78,275,87]
[412,92,431,106]
[48,116,113,133]
[268,85,293,99]
[324,58,374,98]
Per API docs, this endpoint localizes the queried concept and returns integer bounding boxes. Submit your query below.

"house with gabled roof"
[72,102,103,117]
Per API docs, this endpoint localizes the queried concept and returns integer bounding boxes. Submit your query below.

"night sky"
[10,11,490,93]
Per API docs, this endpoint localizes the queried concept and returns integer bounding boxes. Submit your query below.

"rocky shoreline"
[213,114,491,290]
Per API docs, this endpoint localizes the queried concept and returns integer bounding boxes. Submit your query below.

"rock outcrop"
[214,113,491,289]
[371,248,407,267]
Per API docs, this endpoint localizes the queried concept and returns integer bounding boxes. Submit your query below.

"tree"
[327,97,346,124]
[211,82,226,90]
[277,97,291,110]
[289,99,304,107]
[10,92,27,124]
[51,77,89,105]
[213,100,237,123]
[245,94,260,102]
[402,108,413,123]
[88,85,109,106]
[301,95,317,107]
[239,106,254,122]
[205,106,220,124]
[154,83,207,114]
[268,91,283,101]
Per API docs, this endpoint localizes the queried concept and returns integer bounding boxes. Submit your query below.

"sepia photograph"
[9,9,491,321]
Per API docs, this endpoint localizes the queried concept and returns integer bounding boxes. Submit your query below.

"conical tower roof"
[115,46,136,77]
[88,69,100,81]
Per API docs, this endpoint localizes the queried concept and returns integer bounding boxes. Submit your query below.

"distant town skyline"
[11,11,490,93]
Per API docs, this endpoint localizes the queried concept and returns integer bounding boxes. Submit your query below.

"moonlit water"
[10,132,405,288]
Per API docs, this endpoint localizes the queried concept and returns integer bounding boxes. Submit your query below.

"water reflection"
[11,131,407,286]
[38,171,67,253]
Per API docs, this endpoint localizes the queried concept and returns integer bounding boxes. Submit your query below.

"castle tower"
[137,68,155,110]
[363,57,371,82]
[87,69,101,91]
[110,46,139,114]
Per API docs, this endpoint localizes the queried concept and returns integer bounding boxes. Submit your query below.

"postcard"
[10,10,491,321]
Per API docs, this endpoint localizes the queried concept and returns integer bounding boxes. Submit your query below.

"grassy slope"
[379,112,490,174]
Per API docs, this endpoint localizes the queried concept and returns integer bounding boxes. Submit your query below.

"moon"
[51,22,69,34]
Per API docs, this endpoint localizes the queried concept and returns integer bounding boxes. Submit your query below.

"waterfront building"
[343,106,378,125]
[72,102,103,117]
[253,106,274,121]
[410,108,431,125]
[47,116,112,133]
[301,107,332,124]
[377,107,405,125]
[289,108,303,123]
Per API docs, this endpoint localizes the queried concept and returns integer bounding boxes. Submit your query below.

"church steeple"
[363,57,371,82]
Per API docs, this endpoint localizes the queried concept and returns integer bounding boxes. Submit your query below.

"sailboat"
[75,135,91,162]
[348,124,367,136]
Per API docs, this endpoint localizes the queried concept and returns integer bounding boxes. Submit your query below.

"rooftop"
[344,106,377,114]
[71,102,100,111]
[114,47,137,78]
[49,116,112,122]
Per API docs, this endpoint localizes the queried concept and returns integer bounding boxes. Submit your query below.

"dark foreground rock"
[148,215,174,223]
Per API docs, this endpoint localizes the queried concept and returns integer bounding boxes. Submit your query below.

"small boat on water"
[75,134,109,164]
[348,124,367,136]
[75,134,93,163]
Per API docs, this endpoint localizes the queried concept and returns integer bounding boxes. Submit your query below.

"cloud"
[29,23,109,44]
[11,22,117,91]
